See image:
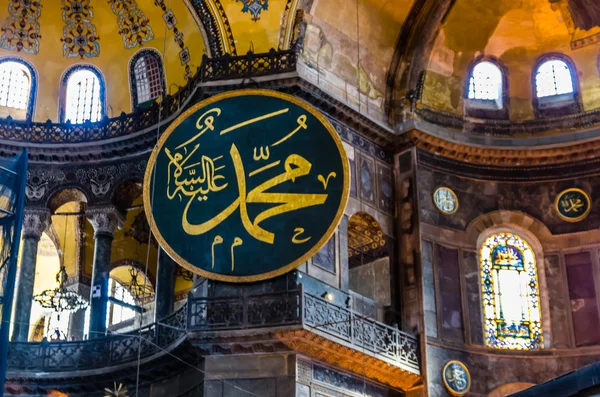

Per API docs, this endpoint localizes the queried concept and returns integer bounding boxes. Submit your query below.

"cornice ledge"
[277,329,421,392]
[412,106,600,148]
[411,129,600,166]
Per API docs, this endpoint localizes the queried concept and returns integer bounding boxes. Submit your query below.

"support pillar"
[86,206,123,339]
[11,208,50,342]
[154,247,176,322]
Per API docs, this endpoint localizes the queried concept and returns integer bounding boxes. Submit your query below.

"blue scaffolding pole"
[0,151,28,397]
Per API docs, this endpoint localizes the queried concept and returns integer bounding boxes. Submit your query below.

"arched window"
[480,233,543,350]
[130,50,165,110]
[106,278,136,327]
[62,66,105,124]
[533,56,580,117]
[468,61,503,106]
[535,59,573,98]
[0,58,36,120]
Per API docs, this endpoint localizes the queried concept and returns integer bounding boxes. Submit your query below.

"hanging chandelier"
[122,266,154,302]
[33,216,88,316]
[33,264,89,314]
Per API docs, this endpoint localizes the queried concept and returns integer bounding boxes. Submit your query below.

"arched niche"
[46,187,88,213]
[29,232,61,341]
[475,223,553,349]
[347,212,390,317]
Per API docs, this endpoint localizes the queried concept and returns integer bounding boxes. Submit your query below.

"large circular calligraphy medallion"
[144,89,349,282]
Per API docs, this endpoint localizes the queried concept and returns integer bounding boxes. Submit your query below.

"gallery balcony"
[5,285,421,393]
[187,286,421,391]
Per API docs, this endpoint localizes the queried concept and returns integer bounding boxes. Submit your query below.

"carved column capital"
[85,205,124,237]
[22,208,51,239]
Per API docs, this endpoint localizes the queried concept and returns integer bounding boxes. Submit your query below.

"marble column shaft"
[12,208,50,342]
[86,206,123,339]
[154,247,176,322]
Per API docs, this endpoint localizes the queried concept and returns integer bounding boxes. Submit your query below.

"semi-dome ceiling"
[421,0,600,121]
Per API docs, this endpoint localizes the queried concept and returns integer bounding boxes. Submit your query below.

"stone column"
[12,208,50,342]
[86,206,123,339]
[154,247,176,322]
[339,215,349,291]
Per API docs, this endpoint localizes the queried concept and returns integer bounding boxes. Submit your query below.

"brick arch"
[465,210,553,249]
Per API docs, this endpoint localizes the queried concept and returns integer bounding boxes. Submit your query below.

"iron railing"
[302,293,420,373]
[7,303,186,372]
[187,290,301,331]
[0,50,298,144]
[8,288,420,374]
[199,49,297,81]
[187,289,420,373]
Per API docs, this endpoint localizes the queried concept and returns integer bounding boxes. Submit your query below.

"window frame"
[464,56,509,120]
[129,49,166,111]
[59,64,106,124]
[479,232,544,351]
[0,57,37,120]
[532,53,581,119]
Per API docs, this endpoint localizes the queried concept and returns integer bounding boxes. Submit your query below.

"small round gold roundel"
[433,187,458,215]
[554,188,591,223]
[442,360,471,396]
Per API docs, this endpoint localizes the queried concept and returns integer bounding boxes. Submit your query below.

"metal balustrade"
[0,50,297,144]
[187,288,420,373]
[7,288,420,374]
[7,303,186,372]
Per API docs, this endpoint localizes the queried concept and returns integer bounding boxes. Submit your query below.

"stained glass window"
[480,233,543,350]
[468,61,503,106]
[535,60,574,98]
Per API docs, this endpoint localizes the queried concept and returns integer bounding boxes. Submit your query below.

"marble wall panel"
[544,254,571,348]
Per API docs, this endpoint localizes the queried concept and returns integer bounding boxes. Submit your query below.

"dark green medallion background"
[144,90,349,282]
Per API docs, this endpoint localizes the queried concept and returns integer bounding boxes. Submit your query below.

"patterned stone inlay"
[0,0,43,54]
[61,0,100,58]
[108,0,154,49]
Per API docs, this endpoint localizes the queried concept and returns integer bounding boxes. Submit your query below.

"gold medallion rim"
[554,187,591,223]
[143,88,350,283]
[442,360,471,397]
[433,186,459,215]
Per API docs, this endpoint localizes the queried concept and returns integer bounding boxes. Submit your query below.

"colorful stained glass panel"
[480,233,543,350]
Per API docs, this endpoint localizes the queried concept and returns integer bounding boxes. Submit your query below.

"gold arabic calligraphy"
[560,197,584,213]
[165,107,336,269]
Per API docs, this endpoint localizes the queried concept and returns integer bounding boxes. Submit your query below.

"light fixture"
[33,217,89,321]
[122,265,154,302]
[321,292,334,302]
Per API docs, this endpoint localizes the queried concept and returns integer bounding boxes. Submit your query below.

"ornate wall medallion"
[433,187,458,214]
[144,89,349,282]
[442,360,471,396]
[555,188,591,222]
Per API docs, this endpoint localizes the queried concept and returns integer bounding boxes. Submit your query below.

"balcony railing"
[0,49,297,144]
[7,303,186,372]
[7,288,420,375]
[187,288,420,374]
